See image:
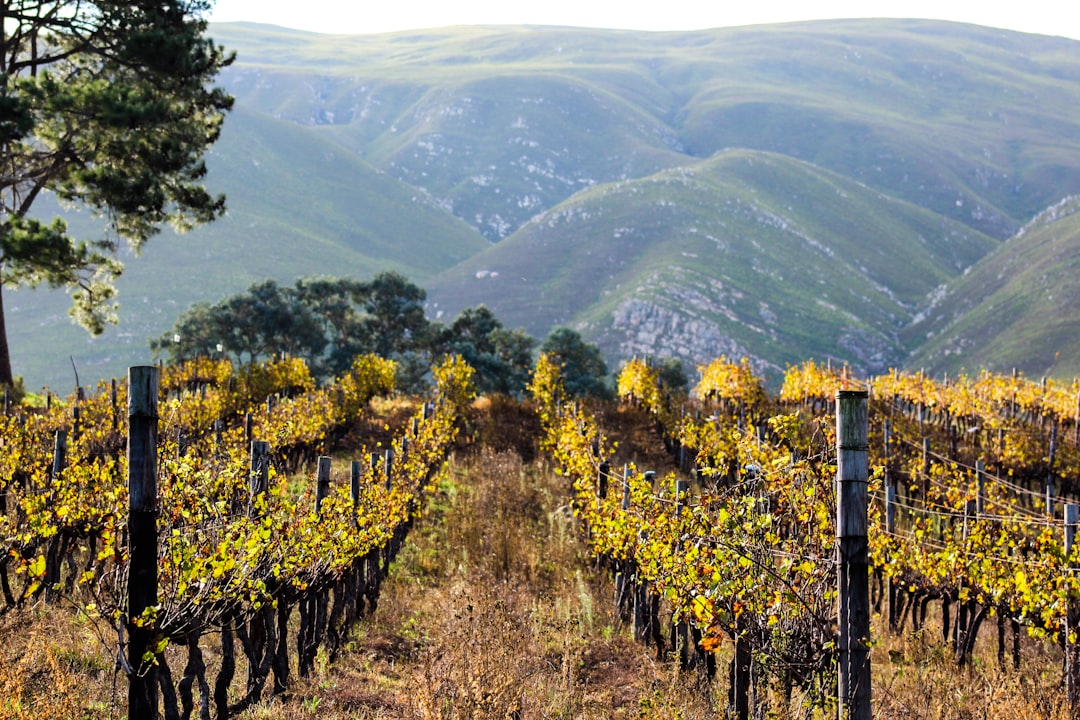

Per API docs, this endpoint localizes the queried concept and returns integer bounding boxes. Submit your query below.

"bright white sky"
[206,0,1080,41]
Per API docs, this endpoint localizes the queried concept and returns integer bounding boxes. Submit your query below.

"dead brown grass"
[0,605,117,719]
[263,448,713,720]
[871,605,1070,720]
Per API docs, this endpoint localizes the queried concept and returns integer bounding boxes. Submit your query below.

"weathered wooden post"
[298,456,334,678]
[350,460,362,523]
[675,478,689,514]
[250,441,271,500]
[245,439,276,699]
[1048,423,1058,519]
[128,366,160,719]
[1066,503,1079,714]
[921,437,931,508]
[384,449,394,491]
[616,465,632,618]
[883,418,899,631]
[316,456,332,513]
[956,484,977,659]
[976,461,986,516]
[1074,390,1080,445]
[51,430,67,481]
[110,378,119,432]
[674,476,691,668]
[597,462,610,509]
[885,476,897,632]
[837,389,871,720]
[633,528,649,644]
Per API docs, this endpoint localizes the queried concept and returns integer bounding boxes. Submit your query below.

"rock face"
[602,298,773,377]
[600,293,901,381]
[836,327,900,377]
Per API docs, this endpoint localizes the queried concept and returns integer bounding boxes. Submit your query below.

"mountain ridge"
[9,20,1080,389]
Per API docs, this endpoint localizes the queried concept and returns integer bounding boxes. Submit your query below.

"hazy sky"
[206,0,1080,41]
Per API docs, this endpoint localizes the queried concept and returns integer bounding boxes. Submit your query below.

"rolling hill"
[10,19,1080,390]
[424,149,996,382]
[906,196,1080,379]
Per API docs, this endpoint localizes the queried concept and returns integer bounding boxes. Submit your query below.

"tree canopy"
[0,1,234,386]
[430,305,536,396]
[540,327,611,399]
[153,274,542,394]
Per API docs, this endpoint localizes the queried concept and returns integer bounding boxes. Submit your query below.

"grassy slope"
[7,105,487,391]
[11,20,1080,388]
[211,20,1080,242]
[671,20,1080,237]
[207,20,1080,382]
[425,150,996,380]
[905,196,1080,379]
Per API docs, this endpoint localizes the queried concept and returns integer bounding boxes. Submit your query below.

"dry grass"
[872,606,1070,720]
[266,448,714,720]
[0,605,117,719]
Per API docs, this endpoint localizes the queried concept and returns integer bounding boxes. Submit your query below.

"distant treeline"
[150,272,642,397]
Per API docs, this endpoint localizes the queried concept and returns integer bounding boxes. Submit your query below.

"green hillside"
[10,20,1080,390]
[426,150,996,381]
[7,105,487,391]
[210,20,1080,241]
[905,196,1080,379]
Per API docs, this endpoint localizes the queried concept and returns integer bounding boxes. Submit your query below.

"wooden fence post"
[956,487,976,659]
[110,378,119,432]
[298,456,333,678]
[922,437,931,508]
[351,461,362,525]
[598,462,609,509]
[674,476,691,668]
[1074,390,1080,445]
[250,441,271,499]
[316,456,332,513]
[976,461,986,516]
[633,528,649,643]
[51,430,67,482]
[384,449,394,491]
[243,438,276,703]
[616,465,632,618]
[837,389,871,720]
[1066,503,1079,714]
[1048,423,1058,519]
[128,366,160,720]
[885,466,898,632]
[883,417,898,632]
